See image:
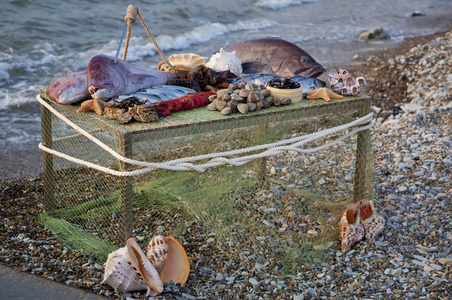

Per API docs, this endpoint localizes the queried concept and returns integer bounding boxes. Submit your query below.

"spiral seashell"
[339,203,365,254]
[206,48,243,77]
[356,200,385,244]
[146,235,168,274]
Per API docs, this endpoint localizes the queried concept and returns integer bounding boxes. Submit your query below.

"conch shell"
[147,235,190,284]
[356,199,385,244]
[206,48,243,77]
[102,238,163,297]
[339,202,365,254]
[328,69,367,96]
[102,235,190,296]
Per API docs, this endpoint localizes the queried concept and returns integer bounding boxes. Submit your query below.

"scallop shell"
[206,48,243,77]
[339,203,365,254]
[168,53,207,69]
[102,238,163,297]
[158,53,207,78]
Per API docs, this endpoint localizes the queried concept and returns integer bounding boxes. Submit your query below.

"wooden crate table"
[38,92,373,242]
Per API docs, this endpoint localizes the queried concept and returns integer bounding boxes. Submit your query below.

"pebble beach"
[1,29,451,299]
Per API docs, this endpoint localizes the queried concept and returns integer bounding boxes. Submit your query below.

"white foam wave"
[256,0,302,10]
[81,18,279,63]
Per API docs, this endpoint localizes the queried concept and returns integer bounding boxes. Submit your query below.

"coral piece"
[206,48,243,77]
[339,203,365,254]
[356,200,385,244]
[76,99,108,115]
[328,69,367,96]
[306,87,343,102]
[102,238,163,297]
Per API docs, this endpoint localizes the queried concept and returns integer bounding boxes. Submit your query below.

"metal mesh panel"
[38,90,374,268]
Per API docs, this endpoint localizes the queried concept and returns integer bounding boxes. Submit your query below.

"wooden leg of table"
[41,103,55,212]
[353,128,371,201]
[120,133,133,243]
[255,123,269,181]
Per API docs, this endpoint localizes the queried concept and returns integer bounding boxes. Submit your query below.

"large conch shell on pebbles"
[102,236,190,296]
[356,199,385,244]
[102,238,163,296]
[339,202,365,254]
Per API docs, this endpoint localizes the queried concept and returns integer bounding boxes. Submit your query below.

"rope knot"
[125,4,138,24]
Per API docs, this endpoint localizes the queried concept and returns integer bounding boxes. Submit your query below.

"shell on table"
[328,69,367,96]
[158,53,207,78]
[168,53,207,69]
[206,48,243,77]
[339,202,365,254]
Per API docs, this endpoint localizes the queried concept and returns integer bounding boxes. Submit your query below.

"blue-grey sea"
[0,0,451,178]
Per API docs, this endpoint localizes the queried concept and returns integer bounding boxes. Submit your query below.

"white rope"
[37,95,373,176]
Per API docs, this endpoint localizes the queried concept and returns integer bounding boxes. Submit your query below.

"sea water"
[0,0,451,177]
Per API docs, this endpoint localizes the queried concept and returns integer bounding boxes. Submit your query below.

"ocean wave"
[83,18,279,63]
[256,0,302,10]
[255,0,320,10]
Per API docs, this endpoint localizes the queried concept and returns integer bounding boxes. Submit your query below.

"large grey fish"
[88,54,177,101]
[225,38,326,78]
[232,73,326,93]
[46,71,90,104]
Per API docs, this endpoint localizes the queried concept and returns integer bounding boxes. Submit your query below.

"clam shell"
[237,103,249,114]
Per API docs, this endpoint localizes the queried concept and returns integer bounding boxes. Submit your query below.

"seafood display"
[225,38,326,78]
[87,54,176,101]
[102,236,189,297]
[46,71,90,104]
[339,200,385,253]
[306,87,343,102]
[207,81,292,116]
[206,48,243,77]
[328,69,367,96]
[339,203,365,254]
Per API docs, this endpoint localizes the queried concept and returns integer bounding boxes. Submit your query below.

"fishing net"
[37,89,374,272]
